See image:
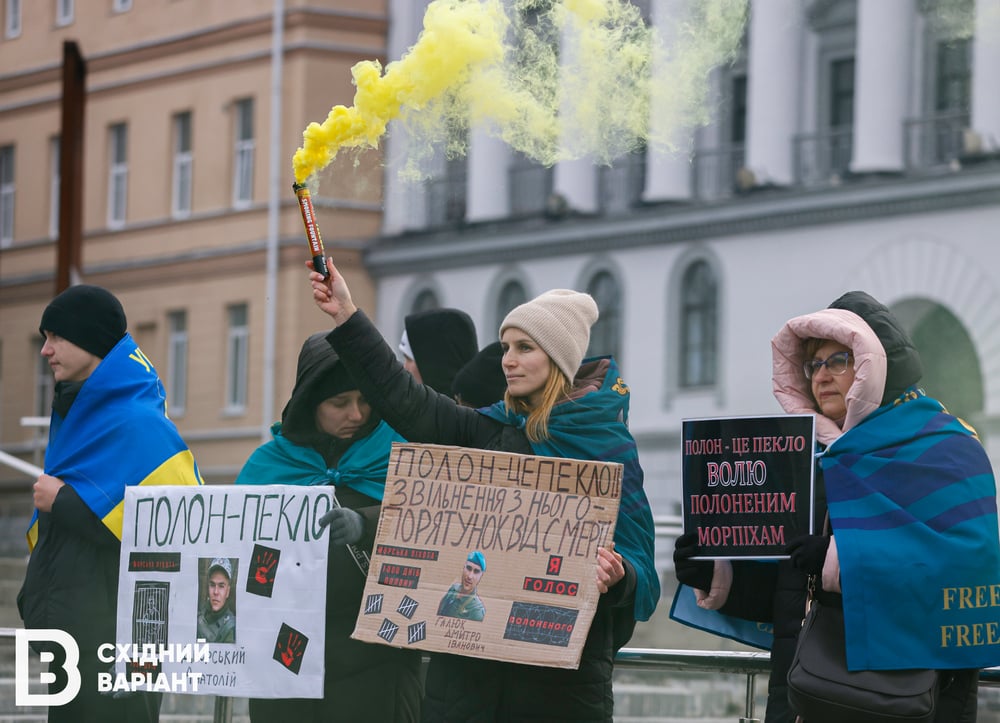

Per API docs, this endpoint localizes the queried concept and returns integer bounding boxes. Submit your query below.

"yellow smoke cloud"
[292,0,747,185]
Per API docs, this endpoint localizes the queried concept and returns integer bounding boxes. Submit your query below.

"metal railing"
[793,127,853,187]
[903,110,970,170]
[691,144,746,201]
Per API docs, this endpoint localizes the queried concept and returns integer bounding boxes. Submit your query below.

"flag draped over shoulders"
[235,420,404,501]
[482,356,660,621]
[823,392,1000,670]
[28,333,202,550]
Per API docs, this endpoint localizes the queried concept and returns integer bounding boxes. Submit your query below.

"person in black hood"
[237,332,421,722]
[674,291,999,723]
[451,341,507,408]
[398,308,478,395]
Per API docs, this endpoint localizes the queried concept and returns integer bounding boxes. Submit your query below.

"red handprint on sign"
[273,624,307,673]
[255,551,278,584]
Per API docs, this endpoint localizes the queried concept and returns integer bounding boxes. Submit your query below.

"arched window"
[679,260,717,387]
[410,289,439,315]
[586,270,622,361]
[494,280,527,332]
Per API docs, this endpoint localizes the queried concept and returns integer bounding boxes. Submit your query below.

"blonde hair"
[504,363,572,442]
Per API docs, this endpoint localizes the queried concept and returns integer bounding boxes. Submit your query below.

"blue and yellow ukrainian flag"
[27,333,202,550]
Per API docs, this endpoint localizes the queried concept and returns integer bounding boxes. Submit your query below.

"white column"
[971,0,1000,152]
[850,0,915,173]
[553,158,597,212]
[466,127,510,221]
[744,0,804,185]
[643,0,692,201]
[551,12,598,213]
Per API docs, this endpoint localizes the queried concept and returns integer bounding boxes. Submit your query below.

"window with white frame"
[107,123,128,228]
[172,112,193,218]
[678,260,718,388]
[0,145,14,247]
[5,0,21,38]
[233,99,254,207]
[225,303,249,412]
[49,137,60,239]
[585,270,622,361]
[166,310,188,415]
[113,0,132,12]
[35,339,54,416]
[55,0,73,27]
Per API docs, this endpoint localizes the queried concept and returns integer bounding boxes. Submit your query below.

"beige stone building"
[0,0,387,517]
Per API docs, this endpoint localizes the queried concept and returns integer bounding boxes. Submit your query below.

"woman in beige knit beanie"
[308,259,659,723]
[498,288,598,441]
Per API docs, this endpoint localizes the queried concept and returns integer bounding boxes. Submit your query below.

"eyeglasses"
[803,351,853,380]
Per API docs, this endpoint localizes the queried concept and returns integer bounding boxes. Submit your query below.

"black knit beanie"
[39,285,127,358]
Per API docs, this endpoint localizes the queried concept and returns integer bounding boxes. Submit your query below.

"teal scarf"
[235,419,404,501]
[482,356,660,621]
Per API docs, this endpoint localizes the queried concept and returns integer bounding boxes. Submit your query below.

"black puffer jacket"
[328,311,641,723]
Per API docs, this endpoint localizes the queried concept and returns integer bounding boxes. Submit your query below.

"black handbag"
[787,598,939,722]
[787,520,939,723]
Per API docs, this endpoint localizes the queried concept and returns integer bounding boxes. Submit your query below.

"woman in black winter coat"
[308,259,660,723]
[674,291,998,723]
[236,333,422,722]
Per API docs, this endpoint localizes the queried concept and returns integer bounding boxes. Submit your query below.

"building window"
[731,74,747,144]
[49,137,60,239]
[55,0,73,26]
[225,304,249,412]
[935,38,971,113]
[679,260,717,388]
[5,0,21,38]
[172,112,193,219]
[107,123,128,228]
[410,289,439,315]
[829,57,855,129]
[494,280,527,333]
[585,271,622,361]
[0,144,13,247]
[167,311,188,416]
[35,339,54,416]
[113,0,132,12]
[233,98,254,207]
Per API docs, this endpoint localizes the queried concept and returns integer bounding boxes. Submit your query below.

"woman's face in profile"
[807,340,856,423]
[315,390,371,439]
[500,328,552,406]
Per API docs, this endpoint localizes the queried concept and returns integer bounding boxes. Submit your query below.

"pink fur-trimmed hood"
[771,308,887,445]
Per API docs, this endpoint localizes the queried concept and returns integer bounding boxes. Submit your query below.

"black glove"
[785,534,830,575]
[673,532,714,592]
[319,507,364,546]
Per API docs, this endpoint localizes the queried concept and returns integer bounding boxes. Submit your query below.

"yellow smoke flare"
[293,0,748,185]
[293,0,508,184]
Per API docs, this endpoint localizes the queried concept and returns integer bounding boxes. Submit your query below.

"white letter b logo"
[15,629,81,707]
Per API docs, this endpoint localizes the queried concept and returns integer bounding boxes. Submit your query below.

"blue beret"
[467,550,486,571]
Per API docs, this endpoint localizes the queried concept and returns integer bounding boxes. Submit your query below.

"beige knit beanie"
[500,289,599,381]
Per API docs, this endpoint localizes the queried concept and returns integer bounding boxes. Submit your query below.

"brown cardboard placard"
[351,443,622,669]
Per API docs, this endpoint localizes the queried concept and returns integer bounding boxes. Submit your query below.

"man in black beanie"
[20,284,201,722]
